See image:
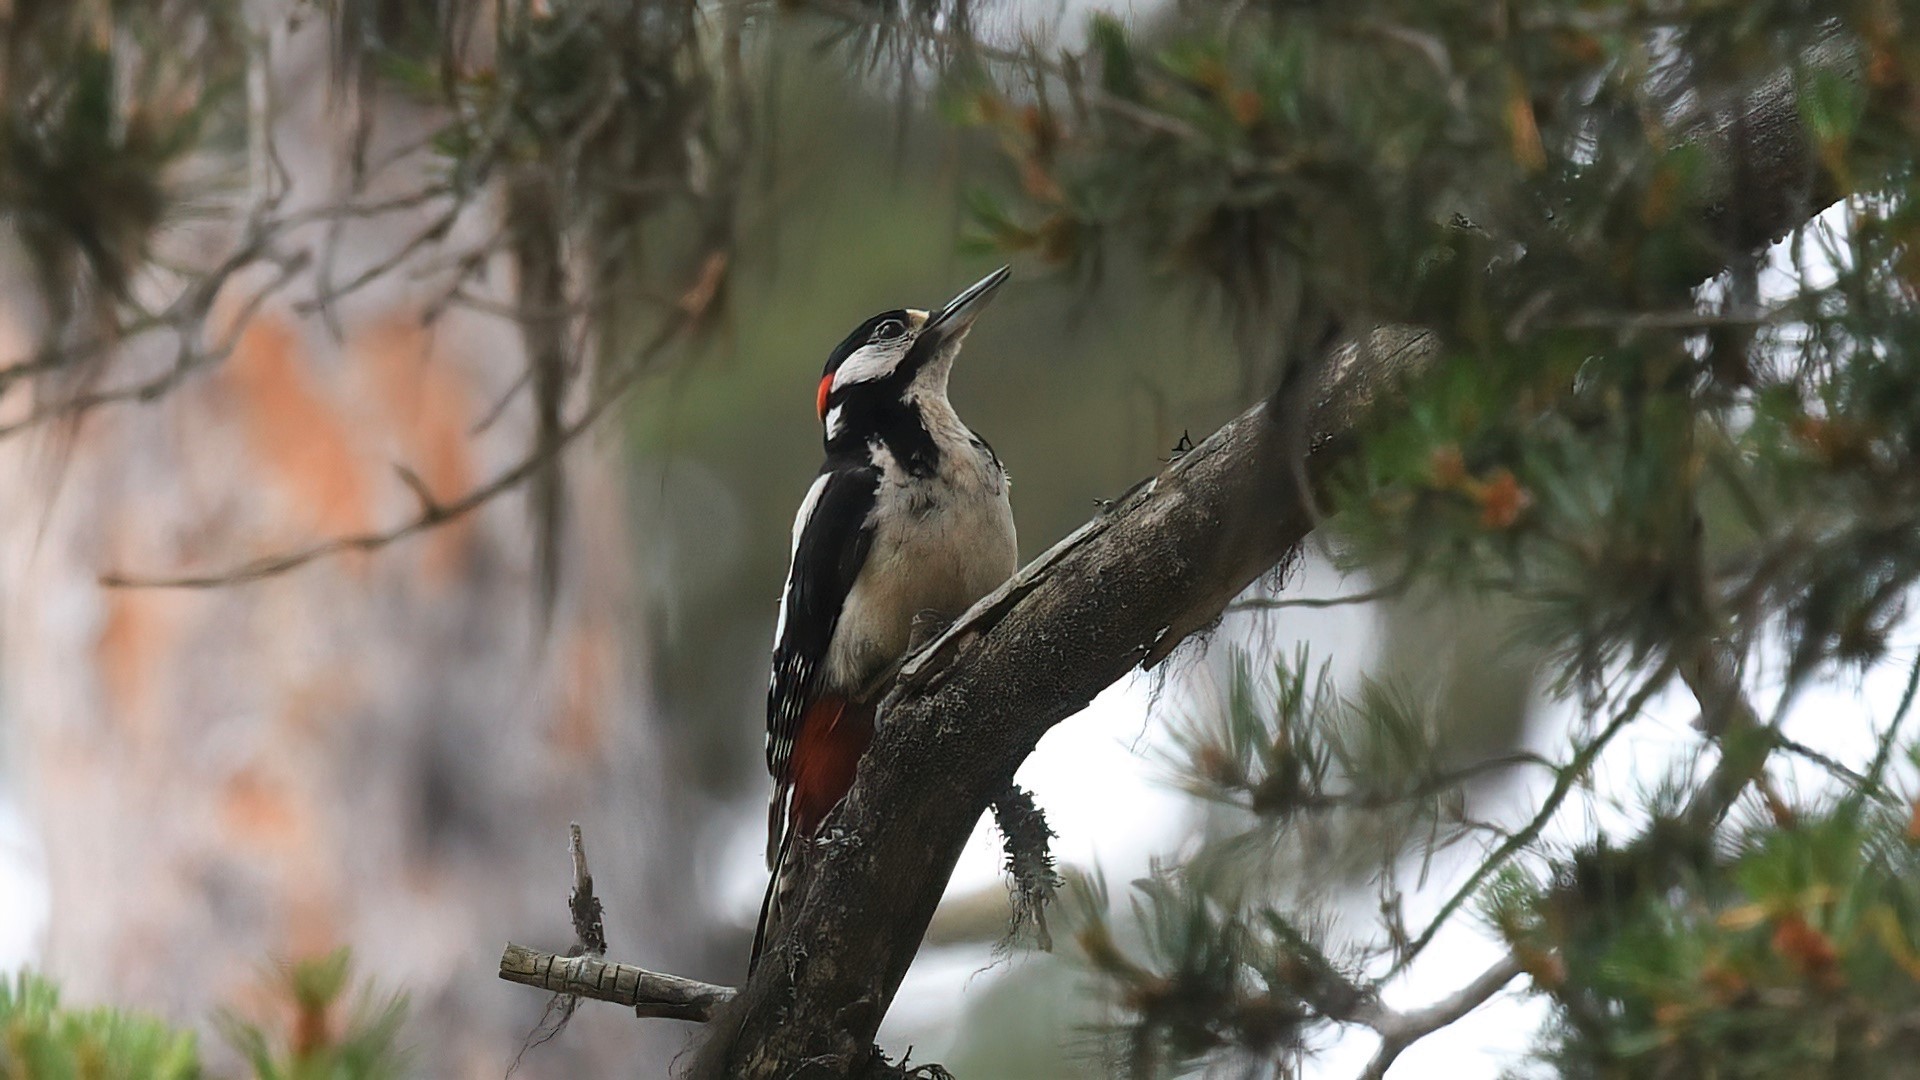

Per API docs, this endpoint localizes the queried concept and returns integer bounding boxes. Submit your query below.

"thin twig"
[99,310,688,588]
[1225,751,1554,816]
[294,205,468,318]
[567,823,608,958]
[498,943,735,1022]
[1355,954,1525,1080]
[1769,731,1883,800]
[1861,648,1920,796]
[1226,576,1411,613]
[1679,645,1777,831]
[791,0,1213,144]
[1390,663,1676,975]
[510,823,616,1072]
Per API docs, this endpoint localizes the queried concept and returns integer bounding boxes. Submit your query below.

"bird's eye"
[872,319,906,342]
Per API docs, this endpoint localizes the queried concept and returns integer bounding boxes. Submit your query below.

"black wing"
[765,463,879,864]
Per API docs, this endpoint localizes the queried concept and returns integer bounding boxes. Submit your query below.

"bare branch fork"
[487,42,1852,1080]
[1353,955,1527,1080]
[499,824,736,1025]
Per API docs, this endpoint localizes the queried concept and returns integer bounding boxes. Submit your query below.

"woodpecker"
[751,267,1019,969]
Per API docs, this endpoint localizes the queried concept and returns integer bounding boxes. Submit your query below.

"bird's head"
[815,266,1009,439]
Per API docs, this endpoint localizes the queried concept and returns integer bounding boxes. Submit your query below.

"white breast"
[825,431,1017,692]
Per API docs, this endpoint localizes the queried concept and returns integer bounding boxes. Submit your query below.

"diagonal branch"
[1679,644,1777,831]
[678,39,1850,1080]
[1390,663,1676,976]
[680,321,1464,1078]
[480,27,1854,1078]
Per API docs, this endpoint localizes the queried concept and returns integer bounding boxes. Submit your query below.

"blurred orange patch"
[552,619,614,757]
[94,589,179,738]
[221,766,302,851]
[224,316,373,564]
[1771,912,1843,989]
[354,317,476,584]
[1478,468,1531,530]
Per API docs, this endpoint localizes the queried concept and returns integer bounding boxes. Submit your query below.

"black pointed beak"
[924,266,1011,338]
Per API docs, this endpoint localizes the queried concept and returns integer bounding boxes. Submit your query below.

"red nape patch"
[817,375,834,420]
[790,696,877,838]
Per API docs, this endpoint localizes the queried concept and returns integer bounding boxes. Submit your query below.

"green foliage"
[1515,801,1920,1078]
[1070,864,1332,1077]
[0,973,199,1080]
[957,0,1920,700]
[1171,648,1496,873]
[356,0,743,364]
[0,0,245,332]
[940,0,1920,701]
[1073,650,1533,1075]
[959,2,1858,362]
[0,952,407,1080]
[219,950,410,1080]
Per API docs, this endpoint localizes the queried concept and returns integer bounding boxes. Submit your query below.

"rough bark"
[687,42,1847,1080]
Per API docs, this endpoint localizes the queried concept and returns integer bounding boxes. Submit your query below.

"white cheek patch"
[832,341,907,391]
[824,404,845,439]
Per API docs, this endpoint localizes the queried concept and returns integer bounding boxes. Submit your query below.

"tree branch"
[98,294,699,589]
[1678,645,1777,831]
[1355,954,1526,1080]
[1389,663,1675,976]
[473,27,1849,1076]
[678,38,1849,1080]
[497,944,735,1022]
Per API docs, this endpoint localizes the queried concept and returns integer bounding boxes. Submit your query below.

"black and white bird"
[751,267,1019,969]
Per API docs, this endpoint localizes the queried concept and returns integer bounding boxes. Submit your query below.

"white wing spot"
[773,474,833,646]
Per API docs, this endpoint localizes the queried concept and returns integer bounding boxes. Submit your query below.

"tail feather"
[751,695,875,973]
[765,787,785,869]
[749,828,796,973]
